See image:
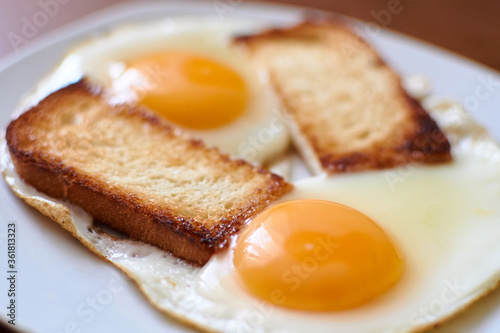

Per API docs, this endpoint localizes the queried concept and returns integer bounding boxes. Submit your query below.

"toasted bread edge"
[234,21,452,175]
[5,80,293,266]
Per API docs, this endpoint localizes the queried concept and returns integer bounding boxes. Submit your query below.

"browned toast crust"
[6,80,292,266]
[316,94,452,173]
[234,22,452,174]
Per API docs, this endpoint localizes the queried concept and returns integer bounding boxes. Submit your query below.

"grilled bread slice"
[234,22,452,174]
[5,80,292,266]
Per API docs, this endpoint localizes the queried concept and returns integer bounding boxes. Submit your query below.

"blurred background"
[0,0,499,70]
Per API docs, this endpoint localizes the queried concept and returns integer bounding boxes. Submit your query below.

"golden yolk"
[233,200,404,311]
[126,52,248,129]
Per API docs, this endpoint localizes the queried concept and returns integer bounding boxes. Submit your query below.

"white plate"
[1,1,500,332]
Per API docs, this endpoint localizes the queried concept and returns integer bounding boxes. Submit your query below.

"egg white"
[2,95,500,332]
[14,17,289,166]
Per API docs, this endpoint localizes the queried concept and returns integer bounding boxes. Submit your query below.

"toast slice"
[5,80,292,266]
[234,22,452,174]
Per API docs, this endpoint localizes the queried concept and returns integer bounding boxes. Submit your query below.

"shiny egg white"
[16,17,289,166]
[3,96,500,332]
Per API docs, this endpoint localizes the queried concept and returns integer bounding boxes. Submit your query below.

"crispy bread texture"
[5,80,292,266]
[234,22,452,175]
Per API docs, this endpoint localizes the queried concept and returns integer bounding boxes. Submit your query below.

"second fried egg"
[37,17,289,166]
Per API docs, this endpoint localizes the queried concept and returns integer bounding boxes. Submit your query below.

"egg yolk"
[233,200,404,311]
[126,52,248,129]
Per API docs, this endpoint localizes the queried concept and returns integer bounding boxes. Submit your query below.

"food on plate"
[3,97,500,332]
[37,17,290,166]
[1,16,500,333]
[234,22,452,174]
[5,80,292,265]
[233,199,404,312]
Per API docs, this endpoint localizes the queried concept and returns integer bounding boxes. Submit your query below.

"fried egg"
[3,95,500,332]
[18,17,289,166]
